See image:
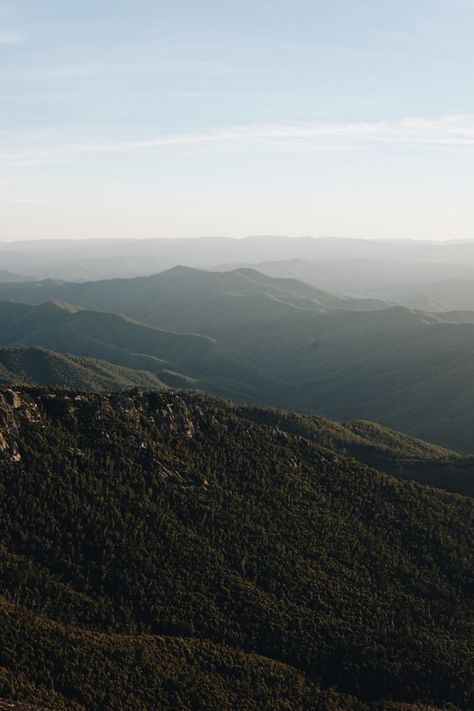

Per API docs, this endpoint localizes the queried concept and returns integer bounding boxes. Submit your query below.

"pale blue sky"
[1,0,474,240]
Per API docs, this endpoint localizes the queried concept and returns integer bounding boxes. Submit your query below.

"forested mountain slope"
[0,348,470,496]
[234,404,474,497]
[0,388,472,709]
[0,347,168,391]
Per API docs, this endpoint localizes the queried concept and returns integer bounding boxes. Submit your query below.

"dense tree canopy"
[0,388,472,709]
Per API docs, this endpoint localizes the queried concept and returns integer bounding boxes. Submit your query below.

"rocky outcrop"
[0,389,24,461]
[0,388,208,478]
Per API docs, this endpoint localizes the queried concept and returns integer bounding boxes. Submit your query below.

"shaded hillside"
[0,301,273,401]
[152,299,474,453]
[0,388,472,710]
[0,347,168,391]
[2,269,474,450]
[273,307,474,453]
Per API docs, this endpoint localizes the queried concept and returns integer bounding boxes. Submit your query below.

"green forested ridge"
[0,347,168,391]
[0,342,471,496]
[233,404,457,460]
[231,405,474,498]
[0,388,472,710]
[0,349,471,496]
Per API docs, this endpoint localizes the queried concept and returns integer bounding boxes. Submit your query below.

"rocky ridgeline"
[0,387,196,434]
[0,388,345,497]
[0,388,216,484]
[0,389,30,461]
[0,386,387,469]
[1,386,471,499]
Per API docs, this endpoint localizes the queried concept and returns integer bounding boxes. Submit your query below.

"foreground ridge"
[0,388,472,710]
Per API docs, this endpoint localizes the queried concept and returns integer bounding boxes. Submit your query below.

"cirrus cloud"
[1,114,474,167]
[0,32,20,44]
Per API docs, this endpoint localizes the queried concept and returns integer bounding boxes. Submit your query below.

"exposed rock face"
[2,389,21,409]
[159,400,195,437]
[0,387,207,477]
[1,386,471,496]
[0,390,23,460]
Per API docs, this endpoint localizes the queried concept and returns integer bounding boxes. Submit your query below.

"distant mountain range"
[2,235,474,282]
[214,257,474,301]
[1,268,474,450]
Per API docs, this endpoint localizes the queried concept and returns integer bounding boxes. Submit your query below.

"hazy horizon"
[2,234,474,244]
[1,0,474,241]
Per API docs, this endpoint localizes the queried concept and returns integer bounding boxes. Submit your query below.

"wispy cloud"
[0,32,20,45]
[1,115,474,167]
[0,57,245,86]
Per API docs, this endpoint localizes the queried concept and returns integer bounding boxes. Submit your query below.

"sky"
[1,0,474,241]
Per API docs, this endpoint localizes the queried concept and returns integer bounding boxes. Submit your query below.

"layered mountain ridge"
[0,268,474,450]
